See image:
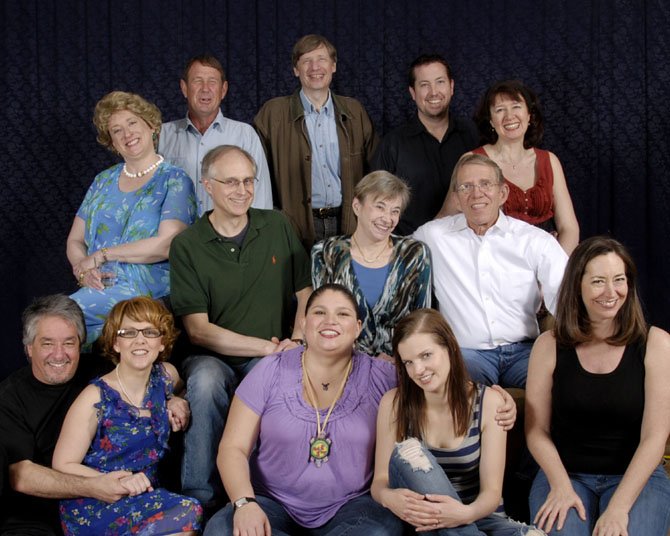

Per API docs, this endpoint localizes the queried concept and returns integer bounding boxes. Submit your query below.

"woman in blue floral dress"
[67,91,196,345]
[53,296,202,535]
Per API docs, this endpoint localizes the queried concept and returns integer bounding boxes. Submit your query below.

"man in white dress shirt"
[159,54,273,215]
[414,153,568,388]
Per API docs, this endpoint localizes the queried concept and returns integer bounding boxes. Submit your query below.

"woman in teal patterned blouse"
[312,171,431,359]
[67,91,196,345]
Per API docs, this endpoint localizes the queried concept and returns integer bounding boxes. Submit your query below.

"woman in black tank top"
[526,236,670,535]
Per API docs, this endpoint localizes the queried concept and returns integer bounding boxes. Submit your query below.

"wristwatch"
[233,496,258,511]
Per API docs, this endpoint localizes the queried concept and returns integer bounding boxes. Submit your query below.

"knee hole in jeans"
[396,438,433,472]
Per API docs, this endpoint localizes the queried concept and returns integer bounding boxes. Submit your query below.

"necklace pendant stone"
[309,434,331,467]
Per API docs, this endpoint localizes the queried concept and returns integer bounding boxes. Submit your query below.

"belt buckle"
[317,207,329,218]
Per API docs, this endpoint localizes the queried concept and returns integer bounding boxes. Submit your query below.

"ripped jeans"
[389,438,543,536]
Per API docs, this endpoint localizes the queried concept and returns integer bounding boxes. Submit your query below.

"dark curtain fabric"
[2,0,668,379]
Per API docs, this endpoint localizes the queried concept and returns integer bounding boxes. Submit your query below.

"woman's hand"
[380,488,440,528]
[593,507,629,536]
[233,502,271,536]
[533,483,586,533]
[167,396,190,432]
[77,268,105,291]
[415,494,473,530]
[73,252,105,290]
[118,472,153,496]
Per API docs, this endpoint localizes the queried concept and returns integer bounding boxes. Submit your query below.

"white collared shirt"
[159,110,273,215]
[414,212,568,349]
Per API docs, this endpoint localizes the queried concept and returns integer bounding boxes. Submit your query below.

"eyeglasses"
[208,177,258,189]
[455,180,500,195]
[117,328,162,339]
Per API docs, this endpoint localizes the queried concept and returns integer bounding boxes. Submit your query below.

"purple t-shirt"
[235,347,396,527]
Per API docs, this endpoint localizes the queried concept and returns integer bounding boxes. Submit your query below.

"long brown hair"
[391,309,472,442]
[554,236,647,347]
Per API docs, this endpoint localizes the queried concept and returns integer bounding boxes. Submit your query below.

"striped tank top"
[427,384,504,512]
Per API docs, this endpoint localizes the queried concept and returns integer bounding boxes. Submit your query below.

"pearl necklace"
[123,154,164,179]
[115,364,148,409]
[351,233,392,264]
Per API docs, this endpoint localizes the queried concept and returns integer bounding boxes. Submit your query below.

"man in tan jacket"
[254,34,378,250]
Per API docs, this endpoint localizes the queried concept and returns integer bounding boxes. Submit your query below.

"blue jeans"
[460,342,533,388]
[181,354,260,508]
[204,493,403,535]
[529,466,670,535]
[389,439,537,536]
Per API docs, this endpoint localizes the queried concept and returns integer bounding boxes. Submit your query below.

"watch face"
[234,498,248,509]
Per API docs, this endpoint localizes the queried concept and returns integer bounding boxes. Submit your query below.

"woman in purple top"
[203,284,404,535]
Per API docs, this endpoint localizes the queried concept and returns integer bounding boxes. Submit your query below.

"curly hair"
[93,91,162,152]
[474,80,544,148]
[100,297,178,364]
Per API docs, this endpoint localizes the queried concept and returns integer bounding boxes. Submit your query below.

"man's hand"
[87,470,133,503]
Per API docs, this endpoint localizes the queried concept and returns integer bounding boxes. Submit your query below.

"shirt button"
[230,248,235,252]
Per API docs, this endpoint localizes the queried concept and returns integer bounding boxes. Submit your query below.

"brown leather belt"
[312,206,342,218]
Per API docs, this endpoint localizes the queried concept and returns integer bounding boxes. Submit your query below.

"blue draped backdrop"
[1,0,669,378]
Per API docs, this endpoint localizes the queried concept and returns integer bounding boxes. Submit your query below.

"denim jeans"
[389,439,539,536]
[204,493,403,535]
[181,354,260,508]
[529,466,670,535]
[460,341,533,388]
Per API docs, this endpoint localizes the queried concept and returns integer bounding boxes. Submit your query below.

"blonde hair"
[93,91,162,152]
[354,170,411,212]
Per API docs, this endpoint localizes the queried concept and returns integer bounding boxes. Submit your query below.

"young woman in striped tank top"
[372,309,543,535]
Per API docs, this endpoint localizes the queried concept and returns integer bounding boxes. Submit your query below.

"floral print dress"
[70,162,196,344]
[59,364,202,535]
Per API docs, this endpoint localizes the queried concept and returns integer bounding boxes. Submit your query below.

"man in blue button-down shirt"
[254,35,378,249]
[159,55,273,215]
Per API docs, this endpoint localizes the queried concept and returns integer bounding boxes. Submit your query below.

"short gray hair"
[22,294,86,347]
[354,170,411,212]
[450,153,504,192]
[201,145,257,180]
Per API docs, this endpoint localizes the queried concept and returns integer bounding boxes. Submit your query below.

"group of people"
[1,31,669,536]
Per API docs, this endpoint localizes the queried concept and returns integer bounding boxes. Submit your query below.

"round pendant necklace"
[351,233,391,264]
[123,154,164,179]
[115,364,149,410]
[302,351,353,467]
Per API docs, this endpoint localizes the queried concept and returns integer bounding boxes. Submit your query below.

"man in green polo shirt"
[169,145,312,514]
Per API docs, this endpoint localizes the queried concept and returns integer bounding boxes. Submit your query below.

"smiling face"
[489,93,531,142]
[204,149,255,220]
[180,61,228,123]
[26,316,81,385]
[302,289,361,356]
[352,194,402,242]
[108,110,156,162]
[580,252,628,324]
[293,45,336,93]
[409,62,454,122]
[397,332,451,393]
[455,163,508,234]
[113,316,164,371]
